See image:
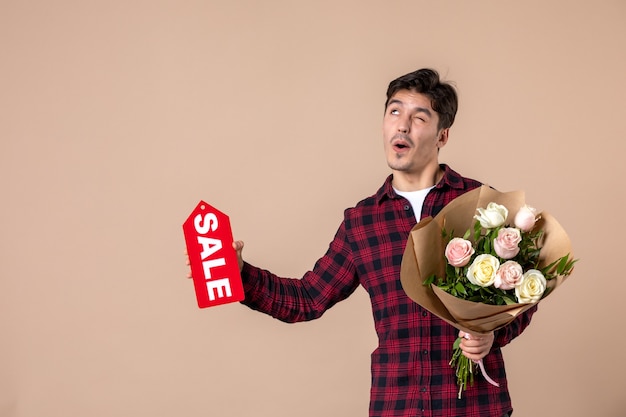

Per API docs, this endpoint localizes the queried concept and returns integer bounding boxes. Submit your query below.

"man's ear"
[437,128,450,148]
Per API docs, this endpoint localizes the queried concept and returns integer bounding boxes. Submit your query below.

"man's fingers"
[184,249,192,278]
[232,240,244,271]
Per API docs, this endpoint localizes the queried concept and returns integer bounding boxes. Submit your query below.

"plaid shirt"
[241,165,537,417]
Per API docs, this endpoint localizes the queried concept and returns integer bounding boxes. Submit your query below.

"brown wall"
[1,1,624,416]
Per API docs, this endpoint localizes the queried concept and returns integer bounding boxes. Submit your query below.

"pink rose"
[494,261,524,290]
[493,227,521,259]
[445,238,475,267]
[514,205,539,232]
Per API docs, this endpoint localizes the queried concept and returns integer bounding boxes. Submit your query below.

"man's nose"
[397,117,410,133]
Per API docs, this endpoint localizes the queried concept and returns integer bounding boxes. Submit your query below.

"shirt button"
[420,387,427,393]
[422,311,428,317]
[422,350,428,355]
[404,204,410,211]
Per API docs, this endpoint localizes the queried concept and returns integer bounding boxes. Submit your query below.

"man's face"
[382,89,448,178]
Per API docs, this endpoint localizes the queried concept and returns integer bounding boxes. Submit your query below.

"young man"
[228,69,536,417]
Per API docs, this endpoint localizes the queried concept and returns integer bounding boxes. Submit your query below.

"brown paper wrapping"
[400,185,574,335]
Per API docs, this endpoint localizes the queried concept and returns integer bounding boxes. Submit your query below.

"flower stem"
[450,337,476,399]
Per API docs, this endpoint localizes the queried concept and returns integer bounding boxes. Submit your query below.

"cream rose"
[514,205,539,232]
[493,227,522,259]
[494,261,524,290]
[466,254,500,287]
[474,202,508,229]
[445,238,475,267]
[515,269,547,303]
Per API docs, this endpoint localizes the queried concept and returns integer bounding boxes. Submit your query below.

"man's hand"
[185,240,245,279]
[458,330,494,361]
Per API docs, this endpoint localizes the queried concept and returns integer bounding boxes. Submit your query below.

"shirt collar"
[375,164,465,204]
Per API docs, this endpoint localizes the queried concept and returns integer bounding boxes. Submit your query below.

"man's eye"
[390,109,399,115]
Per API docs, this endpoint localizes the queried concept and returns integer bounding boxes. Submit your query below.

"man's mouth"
[391,135,412,152]
[392,139,411,152]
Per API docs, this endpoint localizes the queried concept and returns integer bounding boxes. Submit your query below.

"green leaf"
[542,258,560,272]
[455,282,467,296]
[423,274,436,286]
[556,255,570,274]
[564,257,578,273]
[473,221,482,241]
[453,337,462,349]
[502,295,518,305]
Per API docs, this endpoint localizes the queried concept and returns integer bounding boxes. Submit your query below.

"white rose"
[466,254,500,287]
[515,269,547,303]
[474,202,509,229]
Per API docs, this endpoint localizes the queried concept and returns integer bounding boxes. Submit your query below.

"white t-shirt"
[394,186,435,220]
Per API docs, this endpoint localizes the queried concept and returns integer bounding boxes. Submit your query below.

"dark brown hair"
[385,68,458,130]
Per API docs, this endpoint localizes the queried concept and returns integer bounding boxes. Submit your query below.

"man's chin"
[387,160,411,172]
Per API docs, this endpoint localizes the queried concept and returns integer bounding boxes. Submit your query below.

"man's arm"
[186,218,361,323]
[493,305,539,348]
[237,219,361,323]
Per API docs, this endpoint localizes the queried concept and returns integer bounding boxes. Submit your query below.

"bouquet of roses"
[400,185,576,398]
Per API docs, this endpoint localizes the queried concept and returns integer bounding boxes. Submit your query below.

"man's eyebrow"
[387,99,433,117]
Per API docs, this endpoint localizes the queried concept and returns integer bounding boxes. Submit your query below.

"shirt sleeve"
[239,217,361,323]
[493,304,539,348]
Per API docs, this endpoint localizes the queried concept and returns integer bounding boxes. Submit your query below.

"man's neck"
[392,165,443,192]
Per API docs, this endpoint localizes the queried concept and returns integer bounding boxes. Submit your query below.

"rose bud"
[514,205,539,232]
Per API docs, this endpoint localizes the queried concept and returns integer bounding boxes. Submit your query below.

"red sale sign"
[183,201,245,308]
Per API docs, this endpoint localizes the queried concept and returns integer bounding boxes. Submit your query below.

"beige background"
[1,1,624,416]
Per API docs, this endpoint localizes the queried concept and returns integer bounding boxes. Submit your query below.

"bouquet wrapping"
[400,185,575,396]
